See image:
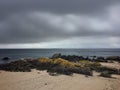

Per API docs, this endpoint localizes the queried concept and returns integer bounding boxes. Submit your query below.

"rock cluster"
[0,54,120,77]
[52,53,120,62]
[52,53,85,62]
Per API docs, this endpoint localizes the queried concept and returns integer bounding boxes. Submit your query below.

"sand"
[0,69,120,90]
[101,62,120,69]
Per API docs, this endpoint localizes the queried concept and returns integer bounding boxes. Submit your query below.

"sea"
[0,49,120,64]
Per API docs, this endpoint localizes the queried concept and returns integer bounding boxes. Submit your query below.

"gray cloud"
[0,0,120,20]
[0,12,120,44]
[0,0,120,48]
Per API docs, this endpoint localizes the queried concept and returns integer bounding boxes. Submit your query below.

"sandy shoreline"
[0,69,120,90]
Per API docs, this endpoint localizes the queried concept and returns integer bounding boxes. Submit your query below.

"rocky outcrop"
[52,53,112,62]
[52,53,61,59]
[52,53,85,62]
[96,57,108,62]
[106,56,120,62]
[0,56,120,77]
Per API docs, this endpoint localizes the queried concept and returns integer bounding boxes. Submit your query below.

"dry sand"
[101,62,120,69]
[0,69,120,90]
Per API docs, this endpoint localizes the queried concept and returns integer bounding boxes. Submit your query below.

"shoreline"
[0,54,120,90]
[1,54,120,64]
[0,55,120,76]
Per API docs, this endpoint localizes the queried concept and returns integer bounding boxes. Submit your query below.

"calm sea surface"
[0,49,120,63]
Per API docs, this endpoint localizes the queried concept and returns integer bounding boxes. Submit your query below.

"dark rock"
[106,56,120,61]
[52,53,86,62]
[91,56,97,60]
[52,53,61,59]
[97,57,104,60]
[85,56,89,60]
[95,57,107,62]
[2,57,10,61]
[60,55,85,62]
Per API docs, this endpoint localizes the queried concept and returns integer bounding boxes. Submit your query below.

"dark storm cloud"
[0,0,120,46]
[0,0,119,20]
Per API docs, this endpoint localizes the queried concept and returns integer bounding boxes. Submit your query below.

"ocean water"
[0,49,120,63]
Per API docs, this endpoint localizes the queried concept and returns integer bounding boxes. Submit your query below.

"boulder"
[2,57,10,61]
[97,57,104,60]
[96,57,107,62]
[52,53,61,59]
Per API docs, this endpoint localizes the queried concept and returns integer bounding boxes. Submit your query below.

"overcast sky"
[0,0,120,48]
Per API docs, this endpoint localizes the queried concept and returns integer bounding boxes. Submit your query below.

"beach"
[0,68,120,90]
[1,0,120,89]
[0,55,120,90]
